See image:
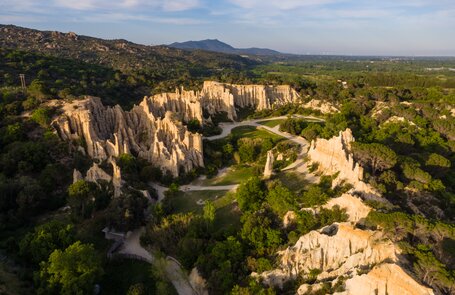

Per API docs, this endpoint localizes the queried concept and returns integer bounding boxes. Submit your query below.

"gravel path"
[119,227,197,295]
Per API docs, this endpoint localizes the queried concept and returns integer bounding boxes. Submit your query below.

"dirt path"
[204,115,322,140]
[119,227,197,295]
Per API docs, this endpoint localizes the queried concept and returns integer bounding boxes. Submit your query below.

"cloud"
[77,12,207,24]
[52,0,201,11]
[228,0,338,10]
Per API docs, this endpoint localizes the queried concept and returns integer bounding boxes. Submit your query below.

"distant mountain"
[169,39,282,56]
[0,25,258,72]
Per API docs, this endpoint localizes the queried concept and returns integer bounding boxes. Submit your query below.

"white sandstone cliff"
[307,128,376,195]
[53,97,204,177]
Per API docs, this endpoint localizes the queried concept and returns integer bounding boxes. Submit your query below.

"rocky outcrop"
[303,99,339,114]
[263,150,274,179]
[257,223,397,288]
[74,161,123,197]
[189,267,209,295]
[53,96,204,177]
[201,81,300,120]
[338,263,434,295]
[322,193,371,223]
[145,87,203,123]
[146,81,301,122]
[307,128,376,195]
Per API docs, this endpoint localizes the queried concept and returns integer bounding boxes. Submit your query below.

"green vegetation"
[163,190,228,214]
[2,25,455,294]
[231,126,284,141]
[257,119,285,128]
[101,258,176,295]
[36,241,103,295]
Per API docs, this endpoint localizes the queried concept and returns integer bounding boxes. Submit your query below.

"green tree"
[203,200,216,224]
[266,181,297,216]
[37,241,103,295]
[240,211,282,255]
[31,107,53,127]
[19,221,75,265]
[67,180,98,219]
[352,142,397,174]
[301,185,328,207]
[236,177,266,212]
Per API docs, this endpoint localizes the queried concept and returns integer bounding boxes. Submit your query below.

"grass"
[231,126,284,142]
[214,203,241,232]
[276,171,310,193]
[213,192,241,231]
[166,189,241,230]
[168,190,229,214]
[201,165,259,186]
[257,119,285,128]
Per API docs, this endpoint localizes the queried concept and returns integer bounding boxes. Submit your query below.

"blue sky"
[1,0,454,56]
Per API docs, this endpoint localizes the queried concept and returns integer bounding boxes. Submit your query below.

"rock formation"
[54,81,301,177]
[189,267,209,295]
[53,96,204,177]
[257,222,433,294]
[303,99,339,114]
[257,223,397,287]
[263,150,274,179]
[307,128,376,195]
[322,193,371,223]
[255,144,432,294]
[145,81,301,122]
[338,263,434,295]
[73,161,123,197]
[201,81,301,120]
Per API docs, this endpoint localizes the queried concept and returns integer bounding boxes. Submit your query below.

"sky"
[0,0,454,56]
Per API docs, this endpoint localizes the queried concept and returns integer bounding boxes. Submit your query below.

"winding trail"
[118,227,197,295]
[205,115,319,175]
[138,115,323,295]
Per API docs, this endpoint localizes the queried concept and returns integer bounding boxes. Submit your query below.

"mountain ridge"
[169,39,283,56]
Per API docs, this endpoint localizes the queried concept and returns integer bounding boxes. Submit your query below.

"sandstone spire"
[263,150,274,179]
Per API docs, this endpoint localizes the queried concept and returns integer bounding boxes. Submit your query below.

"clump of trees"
[36,241,103,295]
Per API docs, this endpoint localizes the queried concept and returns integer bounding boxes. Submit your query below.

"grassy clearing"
[214,202,241,232]
[168,190,229,214]
[276,171,310,193]
[166,190,240,230]
[202,165,259,186]
[257,119,285,128]
[231,126,284,142]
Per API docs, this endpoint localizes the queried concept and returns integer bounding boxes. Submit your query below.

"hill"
[169,39,282,56]
[0,25,258,73]
[0,25,262,105]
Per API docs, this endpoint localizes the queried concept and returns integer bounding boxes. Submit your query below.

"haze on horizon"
[0,0,454,56]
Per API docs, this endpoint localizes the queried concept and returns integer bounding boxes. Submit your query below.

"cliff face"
[308,128,376,195]
[258,209,434,295]
[337,263,434,295]
[53,81,300,176]
[257,223,398,287]
[201,81,300,120]
[53,96,203,177]
[144,81,301,122]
